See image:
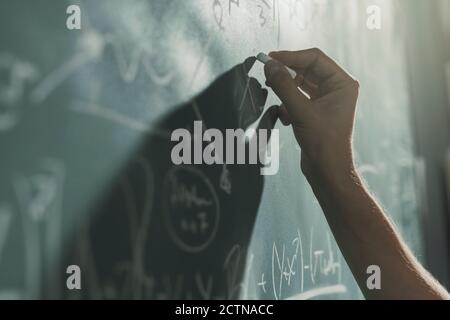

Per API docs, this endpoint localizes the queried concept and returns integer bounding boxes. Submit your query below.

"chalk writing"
[0,52,39,130]
[113,227,345,300]
[31,29,173,104]
[163,166,220,253]
[270,228,342,299]
[12,158,65,299]
[219,164,232,195]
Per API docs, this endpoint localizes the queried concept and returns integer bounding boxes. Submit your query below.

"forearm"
[263,48,449,300]
[307,161,449,300]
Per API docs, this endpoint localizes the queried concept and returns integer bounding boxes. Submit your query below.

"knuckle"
[347,78,360,92]
[311,47,324,56]
[269,70,289,85]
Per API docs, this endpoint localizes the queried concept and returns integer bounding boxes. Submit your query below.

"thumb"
[264,59,311,122]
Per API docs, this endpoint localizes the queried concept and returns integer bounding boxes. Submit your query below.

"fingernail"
[265,60,283,79]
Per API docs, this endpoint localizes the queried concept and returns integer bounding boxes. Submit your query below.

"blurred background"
[406,0,450,287]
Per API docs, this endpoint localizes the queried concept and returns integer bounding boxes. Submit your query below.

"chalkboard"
[0,0,424,299]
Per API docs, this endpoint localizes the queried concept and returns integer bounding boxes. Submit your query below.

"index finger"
[269,48,352,86]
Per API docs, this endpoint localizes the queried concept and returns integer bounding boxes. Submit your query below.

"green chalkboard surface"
[0,0,423,299]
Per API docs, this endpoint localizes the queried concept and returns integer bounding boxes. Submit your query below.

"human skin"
[264,48,450,300]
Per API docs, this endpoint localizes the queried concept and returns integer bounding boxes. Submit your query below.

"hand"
[264,49,450,300]
[264,48,360,183]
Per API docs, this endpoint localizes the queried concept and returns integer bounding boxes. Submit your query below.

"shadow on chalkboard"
[67,57,278,299]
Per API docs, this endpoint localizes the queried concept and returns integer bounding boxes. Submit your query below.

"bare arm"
[263,48,449,300]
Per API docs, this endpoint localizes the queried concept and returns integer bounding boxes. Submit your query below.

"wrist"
[301,150,359,191]
[304,159,365,216]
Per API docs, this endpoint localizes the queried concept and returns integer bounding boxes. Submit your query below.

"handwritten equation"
[0,158,65,299]
[145,227,343,300]
[80,225,345,300]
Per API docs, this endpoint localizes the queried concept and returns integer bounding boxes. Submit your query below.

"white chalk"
[256,52,297,79]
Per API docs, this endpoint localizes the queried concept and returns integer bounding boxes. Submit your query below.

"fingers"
[300,78,320,100]
[269,48,352,92]
[277,104,292,126]
[264,59,312,123]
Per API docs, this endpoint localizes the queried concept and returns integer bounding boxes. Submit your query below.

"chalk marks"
[257,273,267,293]
[31,29,173,104]
[219,164,232,195]
[288,0,312,30]
[223,245,246,299]
[0,52,39,131]
[15,165,60,221]
[93,228,345,299]
[207,0,326,50]
[286,284,347,300]
[147,227,345,299]
[186,31,215,92]
[214,228,346,300]
[70,99,171,138]
[272,232,300,299]
[212,0,280,31]
[163,166,220,253]
[195,272,214,300]
[120,156,155,299]
[30,29,107,104]
[12,158,65,299]
[105,34,173,85]
[30,51,93,104]
[76,156,156,300]
[213,0,225,30]
[270,228,342,300]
